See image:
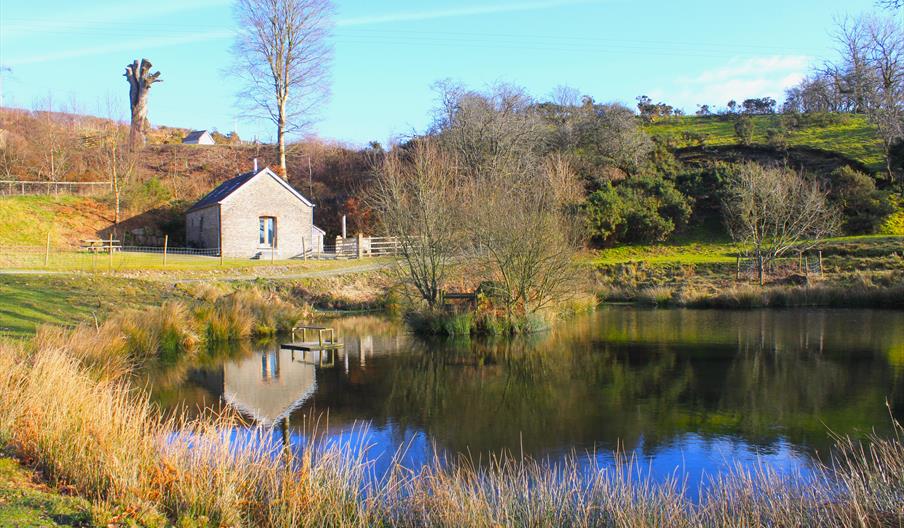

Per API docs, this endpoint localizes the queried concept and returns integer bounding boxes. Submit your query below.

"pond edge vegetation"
[0,331,902,527]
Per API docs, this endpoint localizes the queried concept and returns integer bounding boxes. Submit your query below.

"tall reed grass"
[0,338,902,526]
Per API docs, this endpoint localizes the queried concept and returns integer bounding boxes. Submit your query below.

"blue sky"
[0,0,883,146]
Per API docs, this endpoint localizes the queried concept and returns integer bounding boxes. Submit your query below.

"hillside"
[0,106,899,250]
[0,106,376,243]
[646,114,886,174]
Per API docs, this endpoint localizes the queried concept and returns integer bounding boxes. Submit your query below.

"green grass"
[646,114,886,172]
[587,235,904,266]
[0,455,91,527]
[0,248,391,273]
[0,196,94,246]
[0,275,179,338]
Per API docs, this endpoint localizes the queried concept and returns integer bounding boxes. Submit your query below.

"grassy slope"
[588,235,904,266]
[0,196,113,247]
[646,114,886,173]
[0,455,91,527]
[0,275,180,337]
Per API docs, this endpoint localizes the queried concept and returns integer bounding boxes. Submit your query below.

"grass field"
[0,247,384,272]
[0,454,91,527]
[646,114,886,172]
[0,195,113,247]
[0,275,180,337]
[588,235,904,266]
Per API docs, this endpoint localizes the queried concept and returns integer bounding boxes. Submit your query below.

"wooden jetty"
[281,325,343,351]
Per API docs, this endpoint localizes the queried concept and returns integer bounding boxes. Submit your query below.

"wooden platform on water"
[281,325,343,351]
[281,341,344,351]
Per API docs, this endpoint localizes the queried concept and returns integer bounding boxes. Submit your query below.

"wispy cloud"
[2,0,230,40]
[6,31,232,67]
[337,0,601,27]
[649,55,812,110]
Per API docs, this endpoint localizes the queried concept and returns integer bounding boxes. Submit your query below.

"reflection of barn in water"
[220,322,408,426]
[223,348,319,426]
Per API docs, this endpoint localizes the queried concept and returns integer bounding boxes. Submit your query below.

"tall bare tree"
[31,97,75,182]
[123,59,162,150]
[371,141,462,309]
[722,163,839,286]
[232,0,333,178]
[92,97,135,230]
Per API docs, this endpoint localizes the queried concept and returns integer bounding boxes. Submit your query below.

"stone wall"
[186,205,221,250]
[219,174,313,258]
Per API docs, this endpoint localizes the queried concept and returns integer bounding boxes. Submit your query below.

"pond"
[148,307,904,490]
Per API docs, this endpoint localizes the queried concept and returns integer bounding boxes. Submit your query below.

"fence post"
[108,232,114,271]
[804,255,810,277]
[163,235,168,268]
[735,254,740,280]
[356,233,364,259]
[44,231,51,267]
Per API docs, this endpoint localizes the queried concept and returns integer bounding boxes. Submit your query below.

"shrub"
[827,167,896,234]
[637,286,674,306]
[584,174,692,244]
[734,115,754,145]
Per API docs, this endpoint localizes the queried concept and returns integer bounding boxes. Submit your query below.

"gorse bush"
[826,166,896,234]
[585,174,692,244]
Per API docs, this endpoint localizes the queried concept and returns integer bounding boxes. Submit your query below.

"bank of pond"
[1,306,903,526]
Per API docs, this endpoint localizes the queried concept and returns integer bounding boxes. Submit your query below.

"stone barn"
[182,130,215,145]
[185,167,322,258]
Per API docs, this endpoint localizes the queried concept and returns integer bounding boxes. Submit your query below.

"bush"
[734,115,754,145]
[585,174,692,244]
[827,167,896,234]
[121,177,173,211]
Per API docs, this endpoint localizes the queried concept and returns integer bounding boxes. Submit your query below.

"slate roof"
[186,171,256,213]
[182,130,211,143]
[186,168,315,213]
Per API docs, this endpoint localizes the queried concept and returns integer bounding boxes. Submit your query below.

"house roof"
[187,168,315,213]
[312,225,326,234]
[183,130,211,143]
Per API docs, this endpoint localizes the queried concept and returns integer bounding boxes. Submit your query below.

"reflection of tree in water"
[143,310,904,461]
[371,309,904,458]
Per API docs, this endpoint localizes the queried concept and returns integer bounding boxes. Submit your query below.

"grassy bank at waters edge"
[590,235,904,309]
[0,270,391,338]
[0,333,902,527]
[0,453,91,527]
[0,274,179,338]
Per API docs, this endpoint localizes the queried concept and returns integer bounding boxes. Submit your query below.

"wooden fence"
[0,180,111,196]
[325,236,400,259]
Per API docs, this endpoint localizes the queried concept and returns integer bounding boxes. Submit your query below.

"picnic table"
[81,239,121,253]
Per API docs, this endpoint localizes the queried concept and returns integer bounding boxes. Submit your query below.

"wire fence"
[0,245,227,271]
[735,252,824,281]
[0,180,112,196]
[0,236,401,271]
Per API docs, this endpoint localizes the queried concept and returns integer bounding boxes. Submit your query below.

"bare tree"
[93,97,135,229]
[431,81,545,179]
[466,153,583,319]
[0,133,25,180]
[371,140,462,309]
[722,163,839,285]
[232,0,334,177]
[123,59,162,150]
[820,15,904,180]
[31,97,75,182]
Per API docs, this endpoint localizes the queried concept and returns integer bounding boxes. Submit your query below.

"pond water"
[149,307,904,489]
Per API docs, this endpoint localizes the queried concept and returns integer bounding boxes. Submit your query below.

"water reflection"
[151,308,904,482]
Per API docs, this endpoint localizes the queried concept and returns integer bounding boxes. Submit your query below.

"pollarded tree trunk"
[124,59,162,150]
